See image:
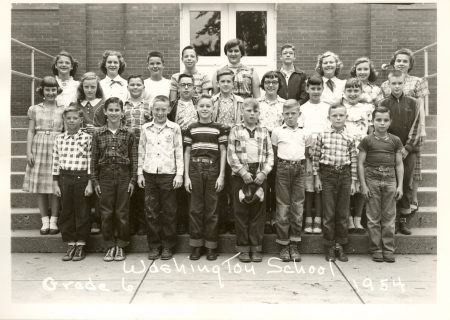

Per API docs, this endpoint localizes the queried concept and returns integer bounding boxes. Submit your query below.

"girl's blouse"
[221,64,254,99]
[27,102,65,132]
[380,74,430,99]
[55,76,79,108]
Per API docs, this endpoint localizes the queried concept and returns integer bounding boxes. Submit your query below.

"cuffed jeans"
[365,167,397,254]
[321,165,351,247]
[130,184,146,231]
[98,164,131,248]
[232,163,266,253]
[275,162,305,245]
[265,167,277,224]
[144,172,177,249]
[218,162,234,226]
[189,161,220,249]
[58,170,90,243]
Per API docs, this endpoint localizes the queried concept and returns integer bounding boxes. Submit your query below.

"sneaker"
[91,223,100,235]
[238,252,251,263]
[304,222,313,234]
[312,222,322,234]
[62,245,76,261]
[335,244,348,262]
[289,244,301,262]
[325,245,336,262]
[372,252,384,262]
[72,245,86,261]
[161,247,173,260]
[114,246,126,261]
[148,248,160,260]
[383,251,396,263]
[251,252,262,262]
[103,246,116,262]
[279,246,290,262]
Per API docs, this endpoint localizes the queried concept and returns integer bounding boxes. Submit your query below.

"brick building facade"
[11,3,437,115]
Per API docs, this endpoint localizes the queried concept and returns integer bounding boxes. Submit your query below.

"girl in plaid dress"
[22,76,65,235]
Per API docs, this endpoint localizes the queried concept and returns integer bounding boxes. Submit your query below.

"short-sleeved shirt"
[143,77,171,105]
[271,124,312,161]
[183,122,227,161]
[381,74,430,99]
[298,101,330,139]
[358,133,403,168]
[257,95,285,133]
[362,83,383,105]
[170,72,212,100]
[343,101,373,144]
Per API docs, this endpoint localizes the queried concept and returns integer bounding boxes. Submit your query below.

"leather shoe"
[148,248,160,260]
[238,252,251,263]
[40,228,50,235]
[251,252,262,262]
[177,223,187,235]
[218,225,227,235]
[335,244,348,262]
[189,247,202,260]
[279,246,290,262]
[383,251,396,263]
[372,252,384,262]
[62,245,76,261]
[228,223,236,235]
[264,224,273,234]
[399,218,412,235]
[72,245,86,261]
[325,245,336,262]
[161,247,173,260]
[206,248,217,261]
[136,224,148,236]
[49,228,59,235]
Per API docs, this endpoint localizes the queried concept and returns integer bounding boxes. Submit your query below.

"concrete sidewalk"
[11,253,436,305]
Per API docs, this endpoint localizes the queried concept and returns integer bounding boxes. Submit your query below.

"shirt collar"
[125,98,145,107]
[147,119,175,129]
[104,75,124,83]
[282,123,299,131]
[279,65,304,75]
[81,98,101,107]
[261,95,284,105]
[99,125,127,134]
[63,129,83,140]
[323,76,338,83]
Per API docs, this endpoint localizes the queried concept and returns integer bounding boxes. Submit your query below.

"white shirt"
[100,75,128,103]
[55,76,79,108]
[143,77,171,106]
[272,124,312,161]
[321,76,345,106]
[298,101,330,139]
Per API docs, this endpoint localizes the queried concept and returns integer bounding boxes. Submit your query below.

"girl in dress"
[51,50,79,107]
[22,76,65,235]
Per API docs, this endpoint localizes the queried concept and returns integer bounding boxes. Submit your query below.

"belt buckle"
[45,131,50,135]
[378,166,389,172]
[334,165,343,170]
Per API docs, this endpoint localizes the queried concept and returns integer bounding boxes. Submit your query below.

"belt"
[60,169,88,175]
[321,164,350,171]
[191,157,214,164]
[278,158,305,165]
[101,163,129,169]
[36,130,58,135]
[367,166,394,172]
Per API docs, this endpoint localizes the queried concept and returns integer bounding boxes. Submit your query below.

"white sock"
[314,217,322,223]
[50,216,58,229]
[41,216,50,230]
[76,241,86,246]
[354,217,363,229]
[68,242,76,246]
[348,217,355,229]
[305,217,313,223]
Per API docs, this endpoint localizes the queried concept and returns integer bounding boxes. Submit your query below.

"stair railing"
[11,38,54,106]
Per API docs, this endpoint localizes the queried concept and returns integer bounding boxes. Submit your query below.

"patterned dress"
[22,103,65,193]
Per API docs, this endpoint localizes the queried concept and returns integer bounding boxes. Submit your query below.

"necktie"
[327,79,334,92]
[110,80,122,87]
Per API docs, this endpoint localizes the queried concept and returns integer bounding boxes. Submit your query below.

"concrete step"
[12,128,28,141]
[11,142,26,156]
[425,127,436,140]
[11,116,29,128]
[425,115,436,127]
[11,156,27,172]
[422,154,437,170]
[423,140,436,154]
[10,228,436,254]
[10,207,437,230]
[420,170,436,187]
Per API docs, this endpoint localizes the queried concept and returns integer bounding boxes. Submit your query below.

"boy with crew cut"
[276,44,309,105]
[144,51,171,103]
[378,70,420,235]
[184,94,227,261]
[228,98,274,263]
[91,97,137,262]
[358,106,404,263]
[138,95,184,261]
[53,106,92,261]
[272,99,312,262]
[312,104,357,262]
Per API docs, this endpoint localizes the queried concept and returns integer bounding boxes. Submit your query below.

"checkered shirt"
[257,95,286,132]
[91,125,138,186]
[123,98,152,140]
[138,120,184,176]
[380,74,430,99]
[170,72,212,100]
[52,130,92,177]
[227,124,274,177]
[220,64,254,99]
[311,126,358,180]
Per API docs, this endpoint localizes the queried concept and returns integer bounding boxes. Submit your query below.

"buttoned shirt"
[321,76,346,106]
[123,98,152,140]
[219,64,254,99]
[138,120,184,176]
[91,125,137,186]
[311,126,358,180]
[52,130,92,177]
[100,75,128,103]
[75,98,103,127]
[272,124,312,161]
[380,74,430,99]
[298,101,330,139]
[257,95,285,132]
[212,93,244,128]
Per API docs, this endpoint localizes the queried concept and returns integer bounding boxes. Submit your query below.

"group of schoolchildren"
[22,39,427,265]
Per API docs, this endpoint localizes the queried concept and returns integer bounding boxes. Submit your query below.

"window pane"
[190,11,221,56]
[236,11,267,57]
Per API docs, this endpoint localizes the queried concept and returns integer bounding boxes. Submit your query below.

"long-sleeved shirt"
[90,125,137,186]
[52,130,92,178]
[227,124,274,177]
[311,126,358,180]
[377,93,420,152]
[138,120,184,176]
[123,98,152,140]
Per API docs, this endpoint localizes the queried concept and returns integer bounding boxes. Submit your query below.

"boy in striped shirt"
[184,93,227,261]
[53,106,93,262]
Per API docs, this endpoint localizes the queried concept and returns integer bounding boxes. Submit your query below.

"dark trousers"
[176,184,190,227]
[89,193,101,226]
[265,168,277,224]
[98,164,131,248]
[144,172,178,249]
[398,152,417,215]
[58,170,90,243]
[218,162,234,226]
[233,163,266,253]
[189,161,220,249]
[275,162,305,245]
[130,185,146,231]
[321,165,351,246]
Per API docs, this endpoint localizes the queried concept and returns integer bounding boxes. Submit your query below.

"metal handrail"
[11,38,54,105]
[380,42,437,115]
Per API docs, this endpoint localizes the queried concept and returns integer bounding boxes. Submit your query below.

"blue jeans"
[144,172,177,249]
[365,167,397,254]
[275,161,306,245]
[98,164,131,248]
[399,152,417,215]
[189,161,220,249]
[321,165,351,246]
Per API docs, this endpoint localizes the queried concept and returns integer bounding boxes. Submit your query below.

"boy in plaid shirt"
[53,106,93,261]
[312,104,357,262]
[91,97,138,262]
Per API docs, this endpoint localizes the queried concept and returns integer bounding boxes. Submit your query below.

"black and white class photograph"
[4,0,446,319]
